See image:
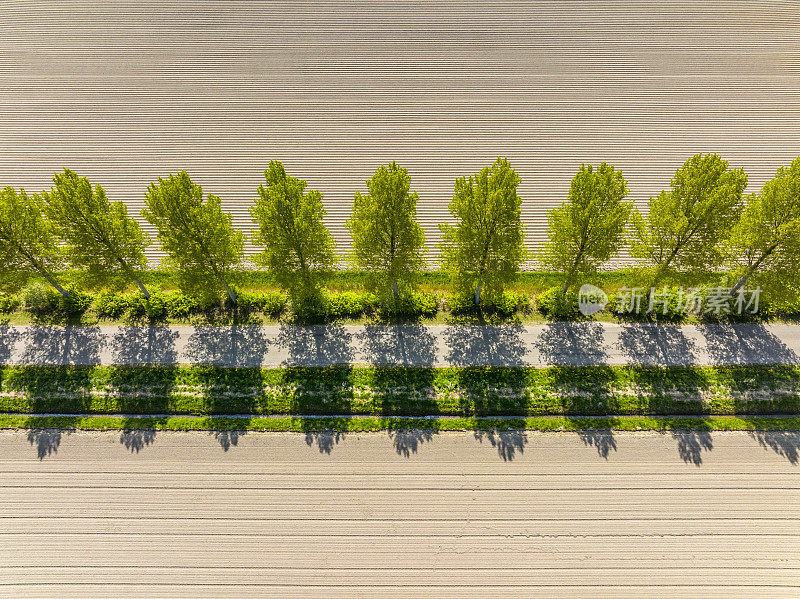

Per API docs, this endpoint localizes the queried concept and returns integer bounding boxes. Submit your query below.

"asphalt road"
[2,322,800,367]
[1,429,799,597]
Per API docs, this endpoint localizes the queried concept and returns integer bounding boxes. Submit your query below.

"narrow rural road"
[1,430,799,597]
[1,322,799,367]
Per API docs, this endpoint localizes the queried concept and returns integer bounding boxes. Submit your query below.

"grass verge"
[3,364,800,431]
[2,414,800,432]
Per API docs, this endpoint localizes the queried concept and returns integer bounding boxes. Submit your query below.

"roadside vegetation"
[0,154,798,324]
[3,364,800,418]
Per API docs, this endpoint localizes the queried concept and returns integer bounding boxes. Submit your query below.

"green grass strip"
[2,414,800,432]
[3,364,800,418]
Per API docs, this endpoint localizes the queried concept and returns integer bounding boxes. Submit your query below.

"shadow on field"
[474,427,527,461]
[749,430,800,465]
[388,426,437,458]
[671,429,714,466]
[575,428,617,459]
[27,428,68,460]
[701,324,800,365]
[307,429,346,454]
[212,429,247,452]
[119,428,157,453]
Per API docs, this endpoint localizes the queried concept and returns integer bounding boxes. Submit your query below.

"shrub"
[21,282,62,315]
[0,292,20,313]
[449,290,528,317]
[224,289,288,317]
[127,290,171,320]
[164,291,200,319]
[536,286,579,319]
[491,291,529,316]
[326,291,378,319]
[94,291,133,319]
[379,292,440,319]
[291,292,328,321]
[21,283,92,316]
[290,290,378,321]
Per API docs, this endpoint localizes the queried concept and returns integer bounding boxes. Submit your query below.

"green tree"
[630,153,748,288]
[0,186,69,296]
[41,169,151,297]
[540,163,631,294]
[439,157,526,305]
[725,157,800,295]
[346,161,425,299]
[142,171,243,304]
[250,161,336,302]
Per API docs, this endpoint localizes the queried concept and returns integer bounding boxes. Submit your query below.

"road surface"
[1,322,800,367]
[1,429,799,597]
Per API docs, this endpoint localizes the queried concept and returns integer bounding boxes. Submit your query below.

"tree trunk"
[730,271,751,297]
[40,270,70,298]
[133,278,151,299]
[221,278,237,305]
[392,280,399,299]
[474,280,482,306]
[729,246,774,297]
[562,250,583,295]
[119,259,151,299]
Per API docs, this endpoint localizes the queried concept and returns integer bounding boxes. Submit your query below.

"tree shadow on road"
[535,321,608,366]
[185,324,270,367]
[617,324,697,366]
[112,325,179,365]
[537,324,619,449]
[19,325,105,366]
[280,325,355,452]
[357,324,436,366]
[443,324,527,367]
[701,323,800,365]
[277,324,353,366]
[749,430,800,465]
[0,321,21,364]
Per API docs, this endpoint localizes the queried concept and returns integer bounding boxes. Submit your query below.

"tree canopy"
[539,163,631,294]
[42,169,151,296]
[725,156,800,294]
[346,161,425,298]
[142,171,243,303]
[250,161,336,302]
[630,153,748,287]
[0,186,69,296]
[439,157,526,305]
